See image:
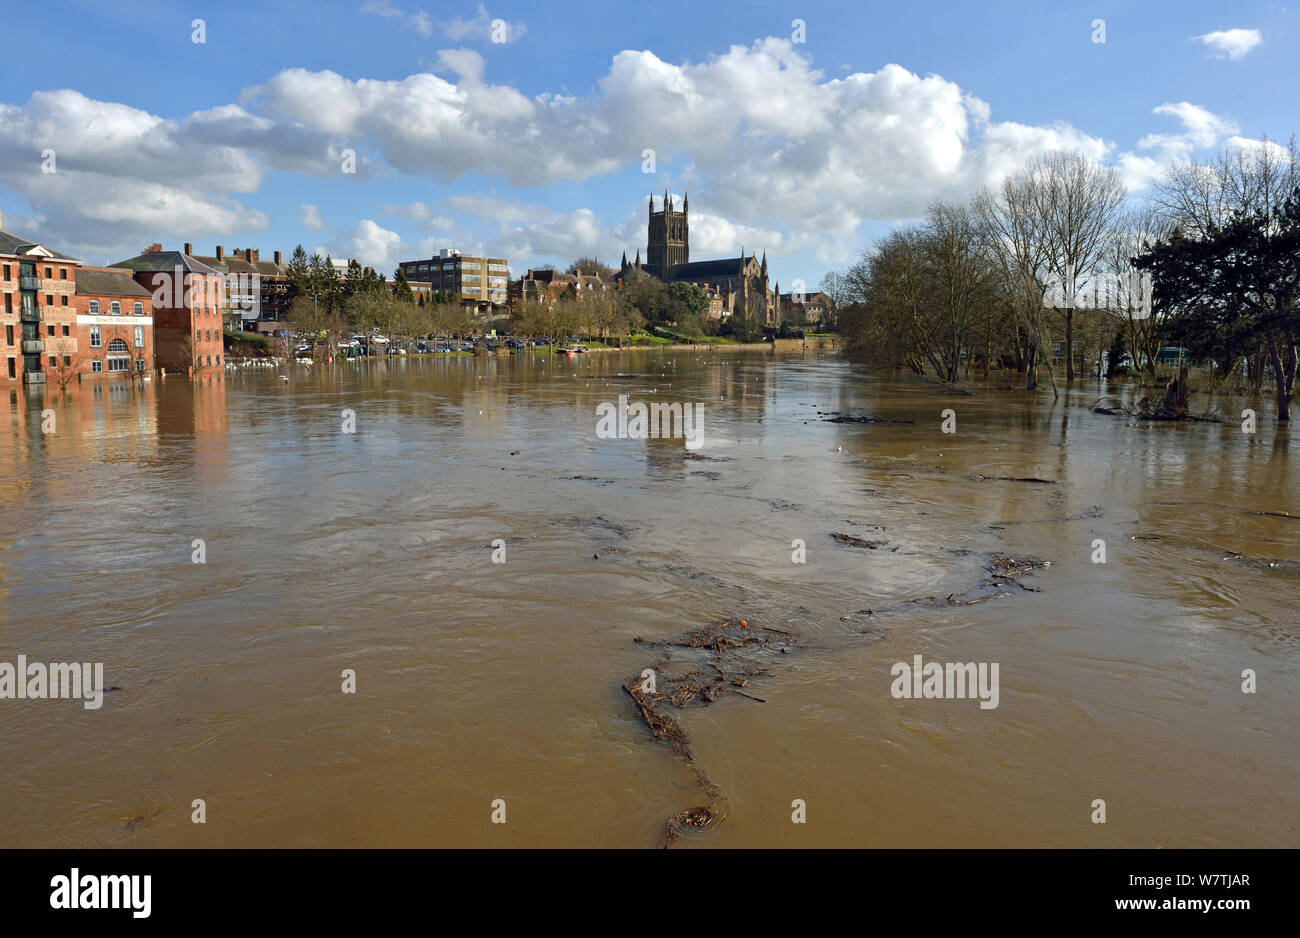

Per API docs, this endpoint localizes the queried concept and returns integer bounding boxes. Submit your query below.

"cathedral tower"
[647,190,689,272]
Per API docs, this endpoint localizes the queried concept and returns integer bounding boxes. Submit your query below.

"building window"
[49,356,56,368]
[44,267,52,279]
[110,301,121,315]
[216,355,221,365]
[2,265,8,281]
[60,268,67,280]
[90,326,101,348]
[5,325,11,346]
[91,361,102,373]
[61,295,68,306]
[107,338,129,353]
[63,356,71,366]
[47,325,55,337]
[7,358,14,378]
[62,325,69,337]
[133,302,143,316]
[46,294,54,305]
[107,357,128,372]
[134,326,144,347]
[89,300,100,315]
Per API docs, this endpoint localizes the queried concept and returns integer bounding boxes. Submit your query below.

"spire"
[761,250,767,272]
[621,250,628,270]
[649,193,654,214]
[664,188,669,212]
[683,191,688,212]
[635,248,641,268]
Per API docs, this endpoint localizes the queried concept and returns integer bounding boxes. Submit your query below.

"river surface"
[1,349,1296,847]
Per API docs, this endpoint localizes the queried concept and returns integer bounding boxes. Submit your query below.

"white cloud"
[0,90,267,258]
[443,4,526,43]
[1194,28,1262,60]
[320,218,405,270]
[361,1,434,39]
[1118,101,1237,189]
[0,37,1251,265]
[299,203,327,230]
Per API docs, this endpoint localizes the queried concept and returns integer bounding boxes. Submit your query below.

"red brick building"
[73,268,155,378]
[0,209,81,386]
[110,245,224,373]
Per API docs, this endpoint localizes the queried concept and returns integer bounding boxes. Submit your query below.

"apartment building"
[111,245,224,373]
[188,244,292,331]
[0,209,82,385]
[399,249,510,311]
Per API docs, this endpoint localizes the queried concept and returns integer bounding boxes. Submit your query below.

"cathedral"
[617,192,777,327]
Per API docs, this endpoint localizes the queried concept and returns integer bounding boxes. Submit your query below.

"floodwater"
[0,349,1296,848]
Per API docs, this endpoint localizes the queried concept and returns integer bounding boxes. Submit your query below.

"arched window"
[106,338,129,352]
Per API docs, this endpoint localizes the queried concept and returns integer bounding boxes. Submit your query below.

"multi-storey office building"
[399,249,510,312]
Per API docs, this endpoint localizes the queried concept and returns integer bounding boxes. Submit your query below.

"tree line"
[830,139,1300,422]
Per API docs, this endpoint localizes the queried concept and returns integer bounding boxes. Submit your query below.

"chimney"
[247,248,254,263]
[184,242,193,256]
[216,246,224,261]
[145,243,162,254]
[274,250,282,265]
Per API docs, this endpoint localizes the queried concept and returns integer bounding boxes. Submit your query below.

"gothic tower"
[647,190,689,272]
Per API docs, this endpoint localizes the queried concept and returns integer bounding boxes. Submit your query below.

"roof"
[191,254,288,277]
[75,268,152,298]
[0,227,81,262]
[665,257,745,279]
[110,251,220,276]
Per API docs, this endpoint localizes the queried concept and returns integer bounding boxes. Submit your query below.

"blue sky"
[0,0,1294,290]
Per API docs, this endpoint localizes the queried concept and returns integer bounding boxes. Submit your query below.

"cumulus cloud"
[299,203,327,230]
[1194,28,1262,60]
[1118,101,1237,189]
[318,218,406,270]
[0,90,268,257]
[0,37,1247,264]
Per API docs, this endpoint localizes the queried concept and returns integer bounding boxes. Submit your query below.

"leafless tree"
[1032,151,1128,380]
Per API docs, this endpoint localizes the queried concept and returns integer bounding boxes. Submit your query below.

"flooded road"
[1,349,1296,848]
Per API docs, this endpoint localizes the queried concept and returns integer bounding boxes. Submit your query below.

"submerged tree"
[1135,187,1300,422]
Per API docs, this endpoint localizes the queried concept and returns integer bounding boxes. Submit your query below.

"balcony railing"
[19,275,41,291]
[22,339,45,354]
[19,306,43,322]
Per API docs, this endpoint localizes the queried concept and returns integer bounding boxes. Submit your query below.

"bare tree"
[1154,136,1299,235]
[48,338,80,392]
[1032,151,1128,380]
[974,171,1058,393]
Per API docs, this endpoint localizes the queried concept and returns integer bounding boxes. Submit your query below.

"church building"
[617,193,777,327]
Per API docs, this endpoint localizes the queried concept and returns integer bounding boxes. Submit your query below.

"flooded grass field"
[1,348,1296,847]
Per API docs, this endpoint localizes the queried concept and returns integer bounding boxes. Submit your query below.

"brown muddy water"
[0,349,1296,848]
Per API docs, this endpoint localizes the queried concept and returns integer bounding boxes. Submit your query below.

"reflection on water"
[0,351,1296,847]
